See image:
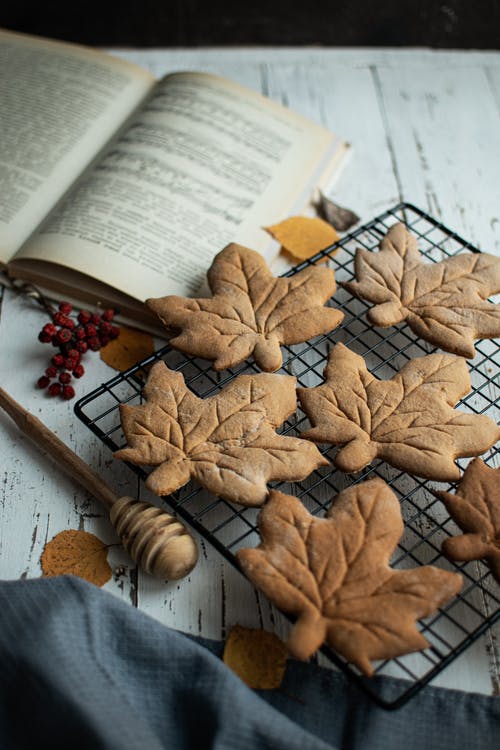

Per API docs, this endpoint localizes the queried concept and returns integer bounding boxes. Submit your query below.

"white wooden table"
[1,47,499,697]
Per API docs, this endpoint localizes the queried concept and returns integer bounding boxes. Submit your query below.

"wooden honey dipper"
[0,386,198,581]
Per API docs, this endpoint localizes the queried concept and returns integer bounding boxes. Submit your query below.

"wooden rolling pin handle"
[110,497,199,580]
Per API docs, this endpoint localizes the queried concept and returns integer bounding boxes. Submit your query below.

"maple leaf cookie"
[436,459,500,582]
[237,479,462,676]
[297,343,500,481]
[115,361,327,506]
[343,222,500,358]
[147,243,344,372]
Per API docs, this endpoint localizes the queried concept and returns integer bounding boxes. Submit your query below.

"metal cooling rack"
[74,203,499,710]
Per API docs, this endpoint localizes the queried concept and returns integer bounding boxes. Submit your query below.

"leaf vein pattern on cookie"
[343,223,500,358]
[115,361,327,506]
[146,243,343,372]
[297,343,500,481]
[237,480,462,675]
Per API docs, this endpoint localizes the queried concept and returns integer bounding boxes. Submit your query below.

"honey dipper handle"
[0,386,117,510]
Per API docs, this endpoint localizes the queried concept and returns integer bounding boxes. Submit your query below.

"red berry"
[56,328,72,345]
[45,366,57,378]
[75,341,88,354]
[42,323,57,337]
[58,302,72,314]
[78,310,92,325]
[110,325,120,340]
[59,371,71,384]
[90,313,101,325]
[74,326,86,340]
[101,309,115,322]
[85,324,97,338]
[37,375,50,389]
[73,364,85,378]
[62,385,75,400]
[54,314,74,329]
[48,382,62,397]
[38,331,53,343]
[52,353,65,368]
[66,348,81,362]
[98,321,112,336]
[99,335,110,346]
[63,357,77,371]
[88,336,101,351]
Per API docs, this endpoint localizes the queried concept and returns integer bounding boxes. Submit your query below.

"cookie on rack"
[297,343,500,481]
[147,243,343,372]
[114,360,327,507]
[237,479,462,676]
[342,222,500,359]
[436,458,500,582]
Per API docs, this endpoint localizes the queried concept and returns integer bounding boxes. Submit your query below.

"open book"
[0,29,349,325]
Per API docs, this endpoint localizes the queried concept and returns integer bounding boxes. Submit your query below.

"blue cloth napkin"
[0,576,498,749]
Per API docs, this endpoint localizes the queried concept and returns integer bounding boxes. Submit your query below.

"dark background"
[2,0,500,48]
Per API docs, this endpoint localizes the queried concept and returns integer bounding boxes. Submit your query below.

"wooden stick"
[0,386,117,509]
[0,387,198,580]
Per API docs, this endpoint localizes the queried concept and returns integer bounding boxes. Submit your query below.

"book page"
[0,29,154,263]
[15,71,345,302]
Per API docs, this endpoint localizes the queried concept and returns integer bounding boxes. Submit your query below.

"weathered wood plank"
[259,59,401,217]
[373,63,500,252]
[118,47,500,73]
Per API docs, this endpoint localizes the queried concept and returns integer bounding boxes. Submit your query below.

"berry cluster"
[36,302,119,399]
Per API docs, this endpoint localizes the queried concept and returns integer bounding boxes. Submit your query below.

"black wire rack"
[74,203,499,710]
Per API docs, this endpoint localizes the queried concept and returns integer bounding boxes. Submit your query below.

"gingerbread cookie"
[237,479,462,676]
[147,243,343,372]
[436,458,500,582]
[297,343,500,481]
[115,361,327,507]
[343,222,500,359]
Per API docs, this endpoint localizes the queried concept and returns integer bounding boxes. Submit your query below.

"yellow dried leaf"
[100,326,155,371]
[223,624,288,689]
[265,216,339,261]
[40,529,112,587]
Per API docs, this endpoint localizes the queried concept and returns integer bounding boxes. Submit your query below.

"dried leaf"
[298,343,500,481]
[315,192,360,232]
[40,529,112,587]
[237,481,462,676]
[147,244,343,372]
[343,223,500,358]
[265,216,339,261]
[436,459,500,582]
[115,361,327,507]
[100,325,155,371]
[223,624,288,689]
